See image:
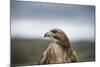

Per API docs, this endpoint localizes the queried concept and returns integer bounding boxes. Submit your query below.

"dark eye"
[51,30,57,33]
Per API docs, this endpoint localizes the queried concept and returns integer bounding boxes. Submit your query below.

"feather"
[39,28,78,64]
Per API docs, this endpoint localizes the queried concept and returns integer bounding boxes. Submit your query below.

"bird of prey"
[39,28,78,64]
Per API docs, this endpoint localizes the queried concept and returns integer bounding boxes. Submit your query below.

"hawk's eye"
[51,30,57,33]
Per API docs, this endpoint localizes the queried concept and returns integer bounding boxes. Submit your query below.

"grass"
[11,38,95,65]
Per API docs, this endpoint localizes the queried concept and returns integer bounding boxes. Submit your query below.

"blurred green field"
[11,38,95,66]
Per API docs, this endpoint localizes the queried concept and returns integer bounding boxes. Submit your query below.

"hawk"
[39,28,78,64]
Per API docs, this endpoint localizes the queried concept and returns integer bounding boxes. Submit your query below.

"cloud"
[11,19,95,41]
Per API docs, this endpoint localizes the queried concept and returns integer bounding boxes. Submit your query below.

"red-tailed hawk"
[39,28,78,64]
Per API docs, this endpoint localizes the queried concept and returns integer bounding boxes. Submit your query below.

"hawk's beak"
[44,32,51,38]
[44,31,56,38]
[44,32,49,38]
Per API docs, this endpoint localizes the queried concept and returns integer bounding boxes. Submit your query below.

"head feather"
[45,28,70,49]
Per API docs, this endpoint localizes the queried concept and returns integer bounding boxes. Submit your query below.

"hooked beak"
[44,31,56,38]
[44,32,50,38]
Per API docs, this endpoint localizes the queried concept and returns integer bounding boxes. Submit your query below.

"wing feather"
[66,48,79,62]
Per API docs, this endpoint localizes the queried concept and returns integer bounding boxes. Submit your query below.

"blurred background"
[11,0,95,66]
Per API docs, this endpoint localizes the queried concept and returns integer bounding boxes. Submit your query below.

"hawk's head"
[44,28,70,48]
[44,28,65,41]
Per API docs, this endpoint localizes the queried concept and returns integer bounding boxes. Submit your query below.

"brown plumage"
[39,28,78,64]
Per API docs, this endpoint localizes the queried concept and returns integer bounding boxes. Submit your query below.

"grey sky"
[11,0,95,41]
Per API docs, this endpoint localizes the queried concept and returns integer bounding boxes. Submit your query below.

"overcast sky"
[11,0,95,41]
